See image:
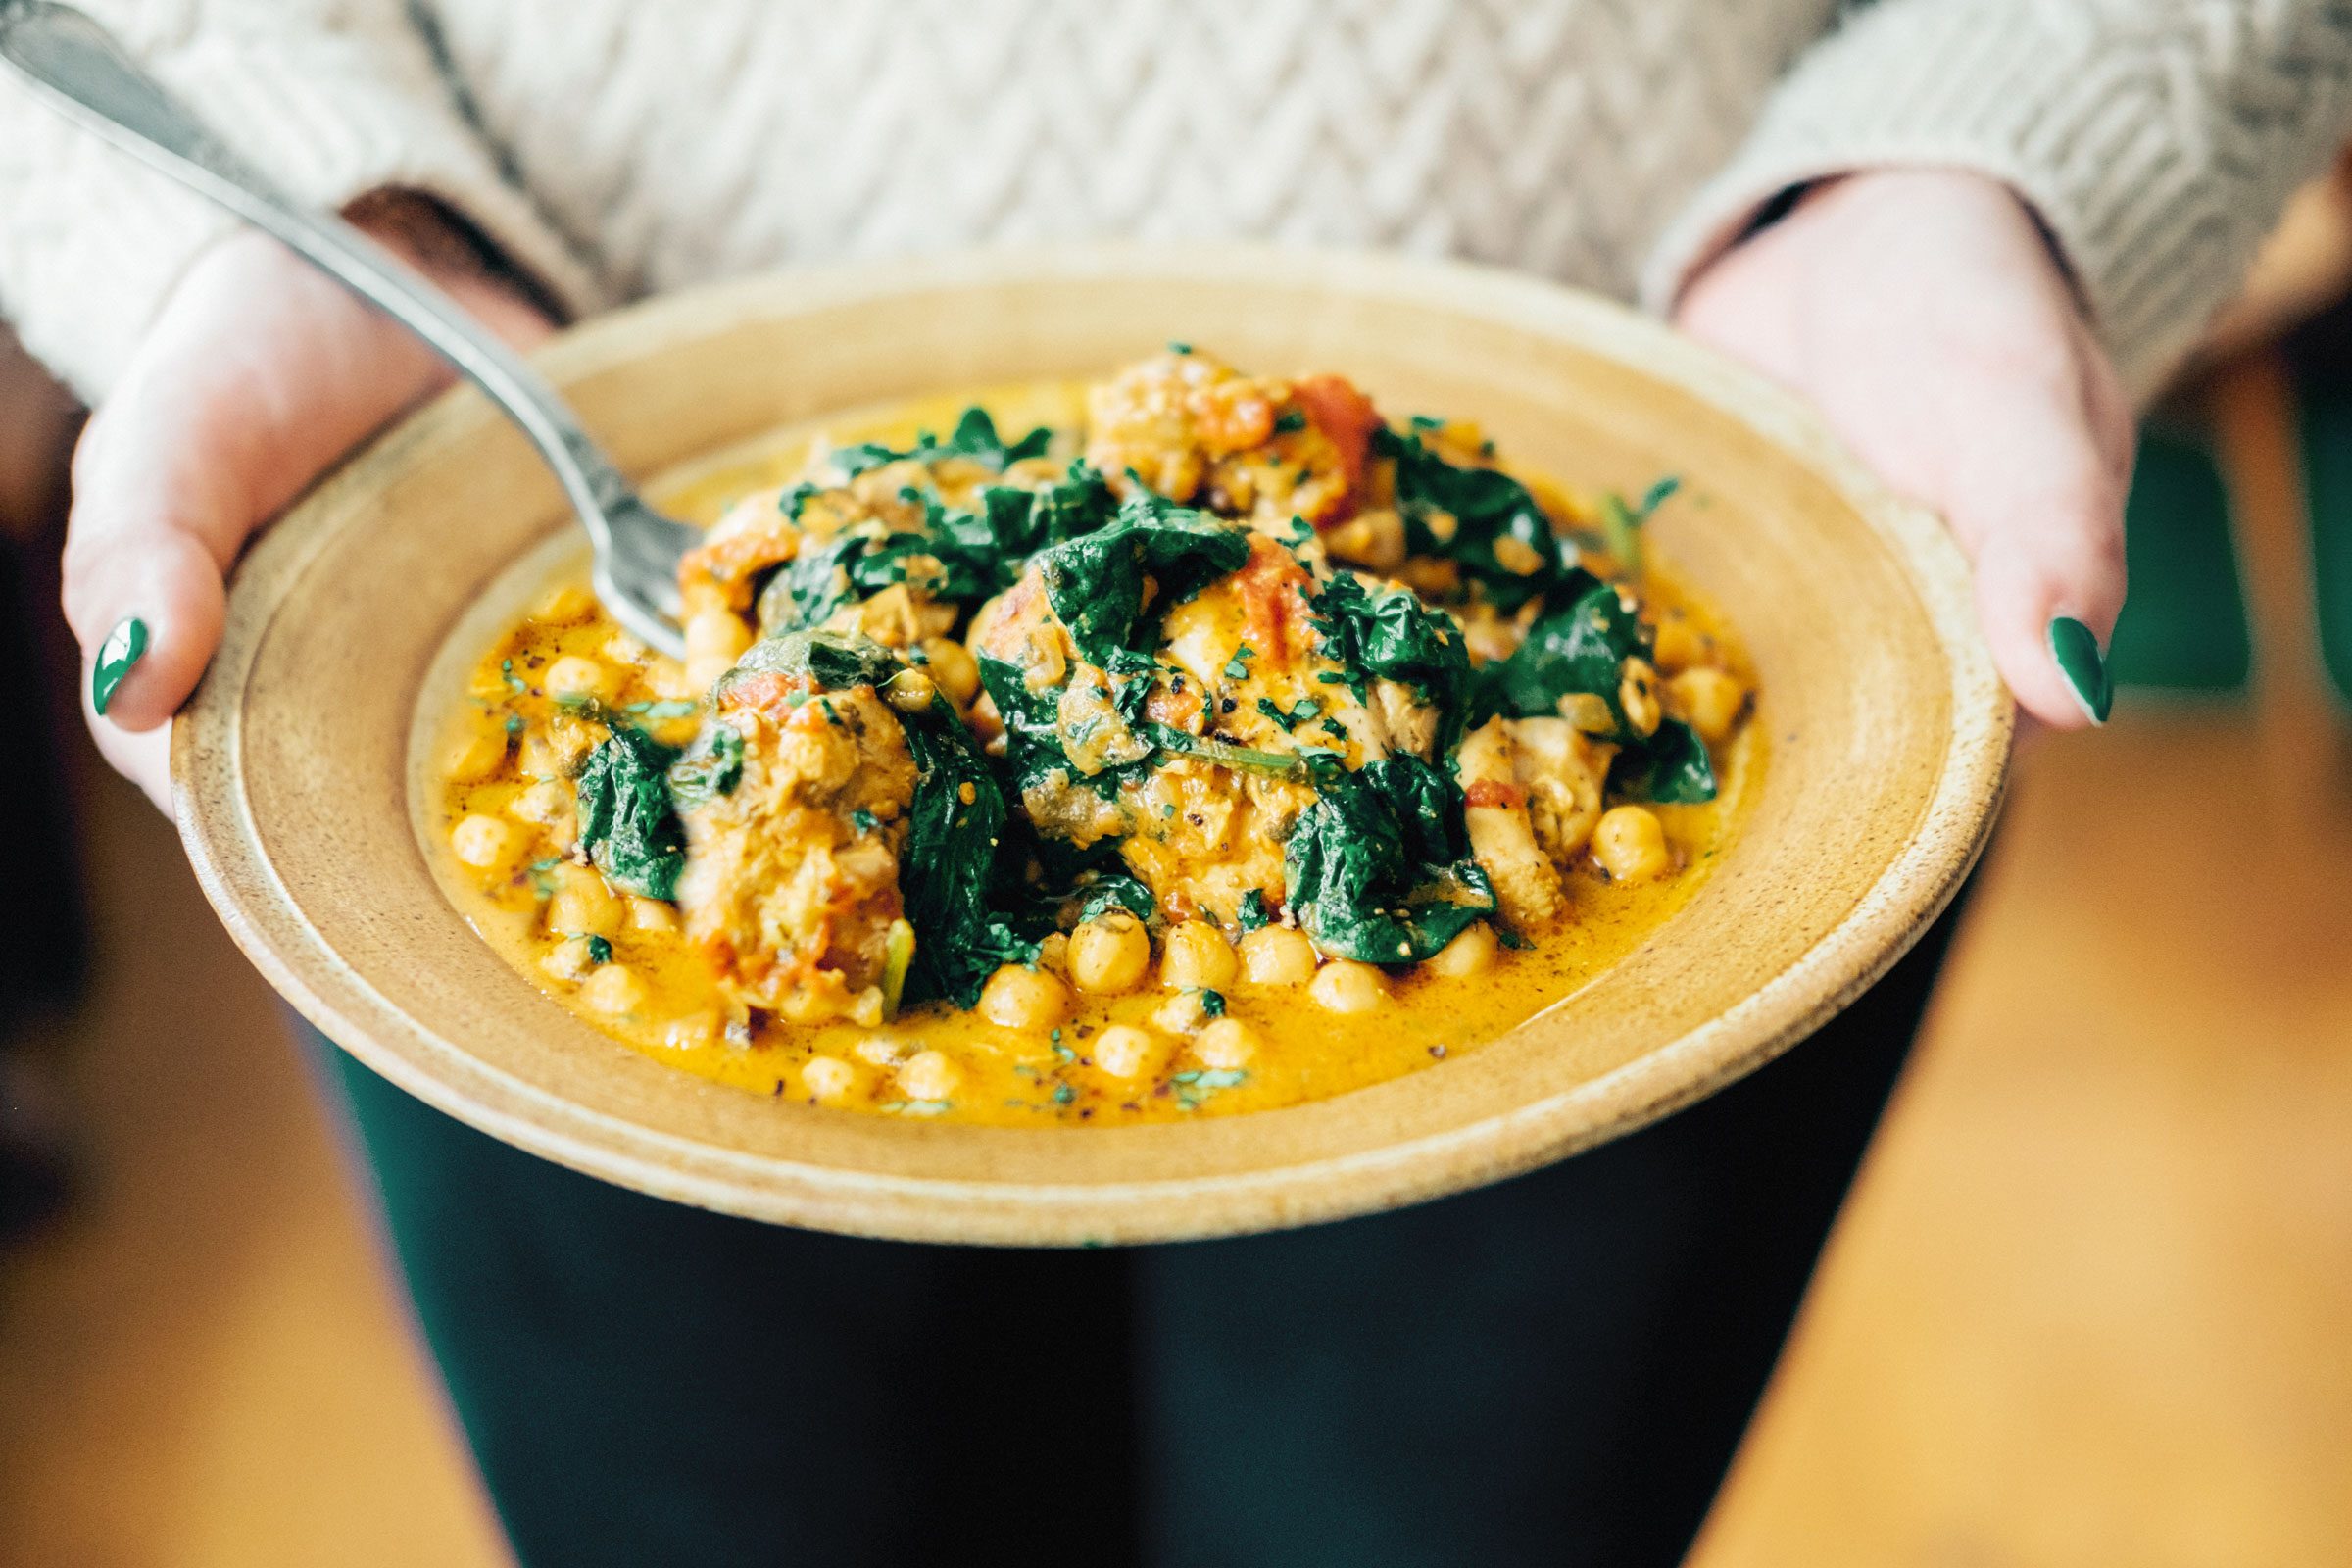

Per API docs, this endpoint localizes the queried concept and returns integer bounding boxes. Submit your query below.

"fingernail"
[92,615,148,717]
[2047,615,2112,724]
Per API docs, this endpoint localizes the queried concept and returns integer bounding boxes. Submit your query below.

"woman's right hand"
[64,198,556,812]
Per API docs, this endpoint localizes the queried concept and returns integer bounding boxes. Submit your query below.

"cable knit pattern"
[1643,0,2352,397]
[2,0,2349,406]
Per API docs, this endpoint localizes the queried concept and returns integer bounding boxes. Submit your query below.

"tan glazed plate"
[172,246,2012,1246]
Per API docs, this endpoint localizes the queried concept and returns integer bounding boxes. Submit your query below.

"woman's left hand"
[1675,169,2133,728]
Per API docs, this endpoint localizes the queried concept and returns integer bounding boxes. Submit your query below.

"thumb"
[1936,322,2134,731]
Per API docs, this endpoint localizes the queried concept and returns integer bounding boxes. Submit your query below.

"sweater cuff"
[0,18,599,405]
[1640,0,2352,403]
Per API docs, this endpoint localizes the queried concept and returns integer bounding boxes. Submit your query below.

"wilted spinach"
[1612,717,1718,805]
[574,725,687,900]
[757,462,1125,639]
[830,407,1052,478]
[1375,425,1576,610]
[1283,756,1496,963]
[894,683,1039,1007]
[1471,571,1640,732]
[1034,493,1250,669]
[1073,873,1156,926]
[1305,570,1473,752]
[666,723,744,809]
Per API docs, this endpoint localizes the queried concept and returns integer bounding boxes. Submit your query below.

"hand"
[1676,169,2133,729]
[65,196,557,811]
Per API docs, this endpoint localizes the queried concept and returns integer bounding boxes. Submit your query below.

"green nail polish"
[92,615,148,716]
[2048,615,2112,724]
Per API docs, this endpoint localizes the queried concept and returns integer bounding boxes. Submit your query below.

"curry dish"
[429,350,1761,1125]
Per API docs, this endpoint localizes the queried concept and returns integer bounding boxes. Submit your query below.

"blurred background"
[3,167,2351,1565]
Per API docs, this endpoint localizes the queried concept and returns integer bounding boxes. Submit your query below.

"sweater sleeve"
[0,0,601,405]
[1640,0,2352,400]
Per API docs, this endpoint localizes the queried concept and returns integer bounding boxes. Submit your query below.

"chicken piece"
[674,667,918,1024]
[676,444,1057,689]
[1456,716,1565,928]
[1085,352,1380,532]
[967,536,1436,927]
[1507,717,1617,866]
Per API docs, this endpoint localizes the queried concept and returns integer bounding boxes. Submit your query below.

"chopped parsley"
[1273,410,1306,433]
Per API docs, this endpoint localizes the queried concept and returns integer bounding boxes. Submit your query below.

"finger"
[1951,416,2130,730]
[83,710,175,815]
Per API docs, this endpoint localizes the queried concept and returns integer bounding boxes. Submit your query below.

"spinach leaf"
[666,722,744,809]
[757,464,1123,639]
[574,725,687,901]
[1612,718,1718,805]
[978,653,1140,803]
[895,686,1039,1007]
[1073,874,1156,926]
[1237,889,1273,931]
[1598,475,1681,575]
[1034,493,1249,669]
[1306,570,1473,752]
[721,626,902,696]
[1283,756,1495,963]
[1472,574,1647,736]
[1374,425,1577,610]
[831,406,1053,478]
[974,461,1120,559]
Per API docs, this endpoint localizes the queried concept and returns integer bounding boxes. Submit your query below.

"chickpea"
[1649,613,1709,672]
[628,897,679,933]
[882,667,938,713]
[1067,910,1151,995]
[1665,666,1748,745]
[895,1050,960,1102]
[1236,926,1317,987]
[800,1055,858,1104]
[685,607,753,692]
[1159,921,1238,992]
[1307,958,1388,1014]
[451,813,518,871]
[546,864,625,938]
[540,935,600,984]
[978,964,1071,1032]
[1192,1017,1260,1070]
[663,1013,718,1051]
[578,963,646,1016]
[534,582,598,622]
[1592,806,1672,882]
[443,724,509,784]
[1091,1024,1164,1081]
[853,1035,907,1069]
[1423,921,1498,980]
[1152,990,1214,1037]
[919,637,982,705]
[544,655,612,704]
[508,778,572,827]
[1617,657,1662,738]
[600,631,652,667]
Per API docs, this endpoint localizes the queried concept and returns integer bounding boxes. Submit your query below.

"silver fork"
[0,0,700,657]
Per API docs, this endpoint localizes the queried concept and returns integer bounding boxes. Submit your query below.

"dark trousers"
[315,894,1962,1568]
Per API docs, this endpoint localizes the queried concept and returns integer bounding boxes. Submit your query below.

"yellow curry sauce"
[428,364,1761,1127]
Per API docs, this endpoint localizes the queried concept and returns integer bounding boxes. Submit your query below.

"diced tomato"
[1233,535,1316,671]
[1463,779,1528,810]
[1293,374,1382,507]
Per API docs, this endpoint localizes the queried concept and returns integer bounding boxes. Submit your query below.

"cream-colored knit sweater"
[4,0,2350,407]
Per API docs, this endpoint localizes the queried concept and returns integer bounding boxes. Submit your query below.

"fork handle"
[0,0,632,555]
